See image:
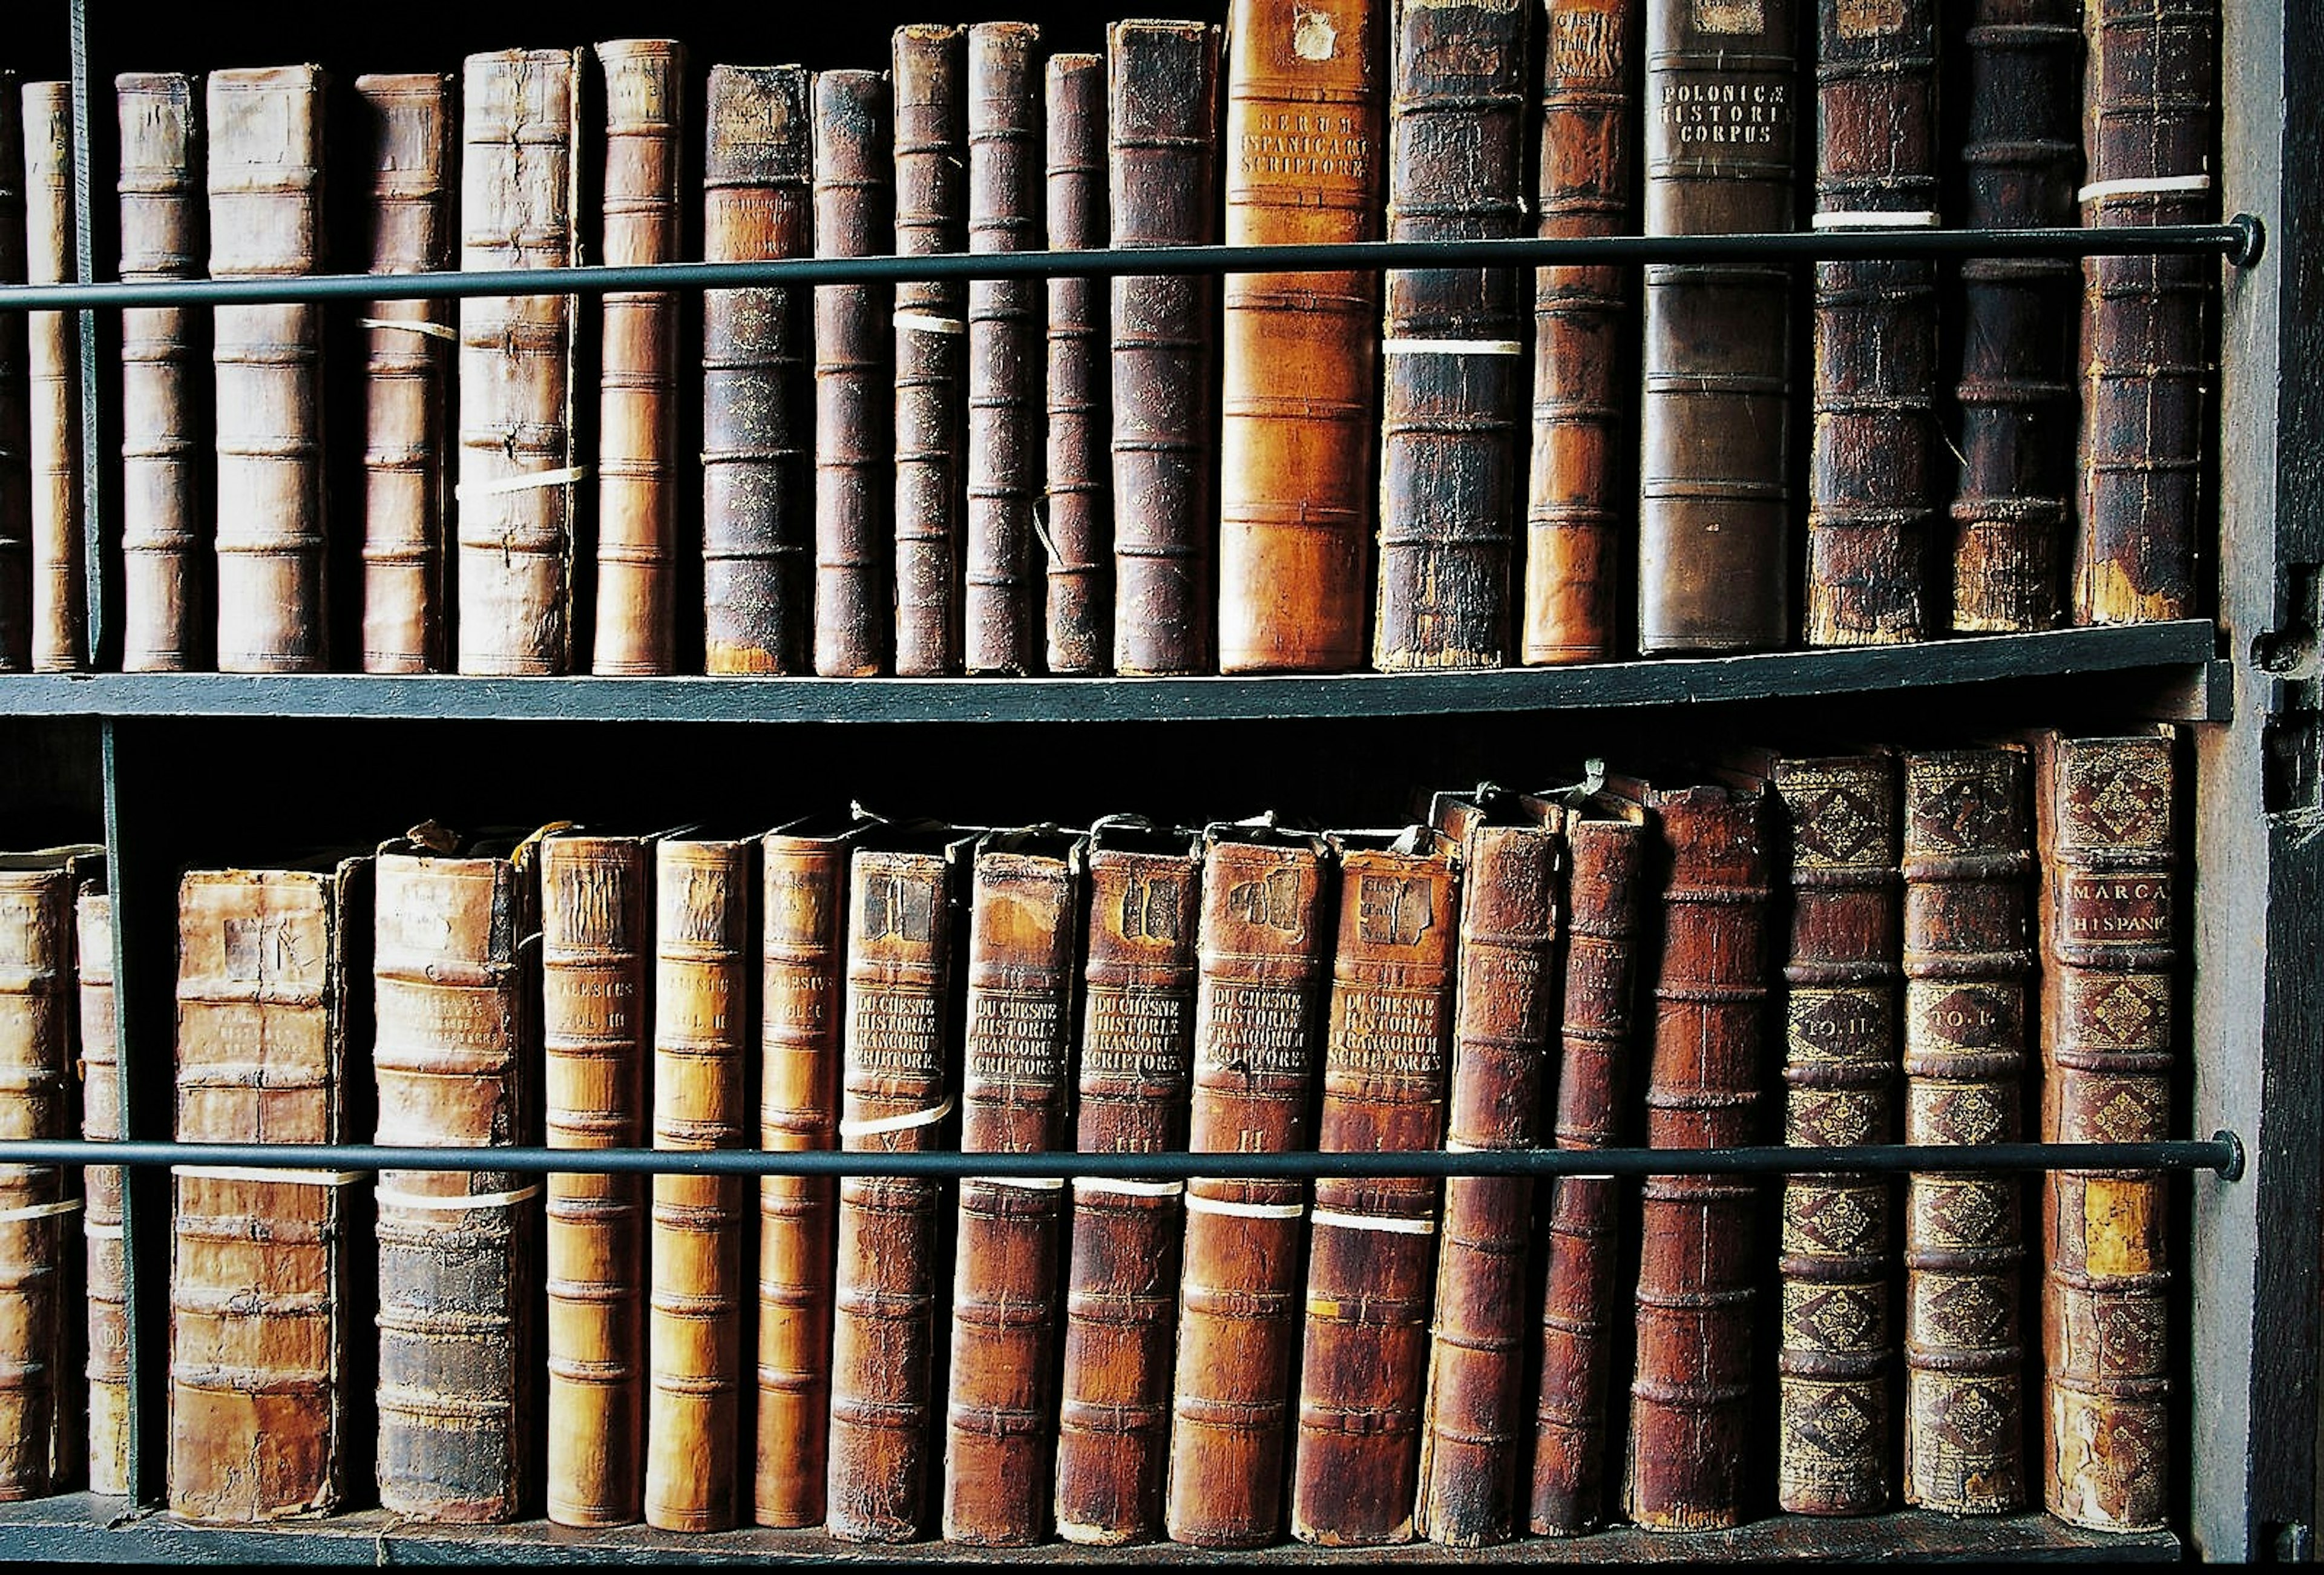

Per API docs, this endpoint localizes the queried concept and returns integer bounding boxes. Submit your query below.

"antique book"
[1805,0,1941,646]
[117,71,206,674]
[1290,826,1462,1547]
[1949,0,2081,633]
[1043,52,1109,676]
[76,884,127,1496]
[169,858,370,1523]
[703,64,814,677]
[2032,728,2178,1530]
[1900,745,2032,1513]
[1052,820,1203,1545]
[539,829,652,1527]
[1637,0,1800,654]
[2071,0,2217,625]
[22,81,82,674]
[1108,19,1221,677]
[354,74,453,676]
[1413,789,1562,1547]
[1526,788,1652,1536]
[892,25,969,678]
[592,39,686,677]
[646,831,755,1532]
[1617,773,1774,1530]
[944,826,1081,1545]
[1520,0,1638,666]
[0,76,27,672]
[1164,821,1332,1549]
[457,49,583,675]
[963,23,1045,678]
[812,68,893,678]
[1371,0,1530,672]
[372,826,542,1522]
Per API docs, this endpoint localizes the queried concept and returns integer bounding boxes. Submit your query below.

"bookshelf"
[0,0,2307,1563]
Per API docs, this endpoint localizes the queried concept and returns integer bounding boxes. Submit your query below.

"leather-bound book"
[1521,0,1639,667]
[1108,19,1220,677]
[1900,746,2031,1514]
[76,885,128,1496]
[1636,0,1800,654]
[1164,821,1331,1548]
[1290,826,1461,1547]
[1948,0,2081,633]
[169,858,370,1522]
[1052,819,1201,1546]
[593,40,686,677]
[1216,0,1386,674]
[1617,773,1774,1530]
[812,68,893,679]
[539,829,651,1527]
[1043,53,1108,676]
[1373,0,1530,672]
[646,831,755,1532]
[457,50,582,676]
[22,82,82,674]
[703,64,813,677]
[1525,788,1651,1536]
[944,826,1081,1545]
[355,74,453,676]
[1805,0,1940,646]
[117,72,206,674]
[372,826,543,1522]
[0,77,27,672]
[892,25,968,678]
[2071,0,2216,625]
[1414,789,1561,1547]
[2031,728,2178,1530]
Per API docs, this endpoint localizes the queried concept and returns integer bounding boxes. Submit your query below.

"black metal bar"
[0,220,2263,312]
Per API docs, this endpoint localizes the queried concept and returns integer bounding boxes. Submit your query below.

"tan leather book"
[1216,0,1386,674]
[75,884,127,1497]
[593,40,686,677]
[893,25,968,678]
[1043,53,1108,676]
[458,50,583,676]
[812,68,893,678]
[168,858,370,1523]
[22,82,82,674]
[0,76,28,672]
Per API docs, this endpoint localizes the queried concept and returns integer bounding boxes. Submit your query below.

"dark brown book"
[1164,822,1331,1550]
[1107,19,1221,677]
[1372,0,1530,672]
[703,64,814,677]
[76,886,127,1497]
[1637,0,1800,654]
[1052,821,1202,1546]
[1805,0,1941,647]
[1900,745,2032,1514]
[812,68,893,679]
[0,76,27,672]
[1043,53,1109,677]
[23,81,82,675]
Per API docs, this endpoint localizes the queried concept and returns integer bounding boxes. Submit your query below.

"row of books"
[0,725,2180,1544]
[0,0,2217,679]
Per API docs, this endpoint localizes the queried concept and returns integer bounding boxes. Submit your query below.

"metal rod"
[0,220,2264,312]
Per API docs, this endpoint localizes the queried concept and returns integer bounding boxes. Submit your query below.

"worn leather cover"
[893,25,968,678]
[0,77,27,672]
[23,82,82,675]
[76,887,127,1496]
[1043,54,1109,676]
[812,69,893,678]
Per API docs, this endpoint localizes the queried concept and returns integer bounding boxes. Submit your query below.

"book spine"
[1218,0,1385,674]
[540,836,648,1528]
[1043,54,1109,676]
[943,844,1077,1545]
[1901,746,2032,1513]
[355,74,453,676]
[23,82,82,674]
[812,69,893,678]
[1108,20,1222,677]
[1949,0,2081,633]
[2071,0,2216,625]
[1625,784,1774,1530]
[646,836,752,1532]
[0,76,27,673]
[1805,0,1941,646]
[76,889,126,1497]
[704,64,813,677]
[963,23,1045,677]
[592,39,685,677]
[1521,0,1638,666]
[457,49,582,676]
[0,865,74,1497]
[892,25,968,679]
[1165,836,1330,1548]
[1054,846,1200,1545]
[2035,731,2177,1529]
[117,71,205,674]
[1373,0,1530,672]
[1637,0,1800,654]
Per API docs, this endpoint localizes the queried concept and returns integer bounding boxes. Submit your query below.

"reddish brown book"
[0,77,27,672]
[22,82,82,675]
[76,885,127,1497]
[812,69,893,679]
[1043,53,1109,677]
